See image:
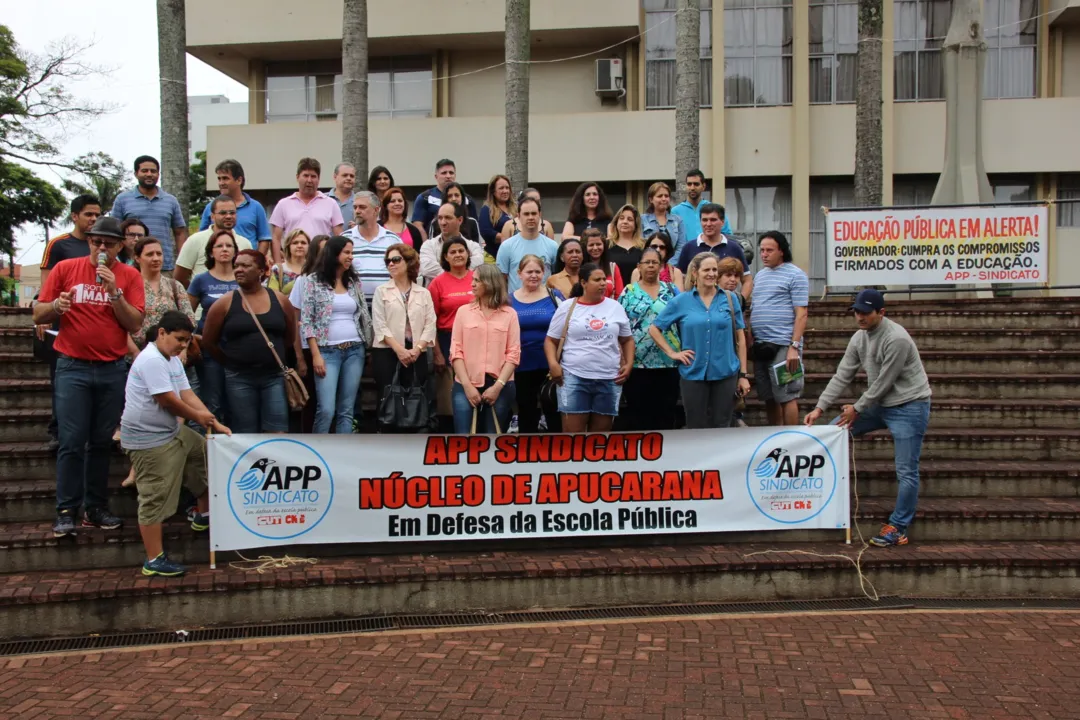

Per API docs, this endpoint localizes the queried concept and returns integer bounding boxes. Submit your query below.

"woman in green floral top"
[618,248,681,430]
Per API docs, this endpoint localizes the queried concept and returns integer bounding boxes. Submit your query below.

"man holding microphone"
[803,289,932,548]
[35,216,146,538]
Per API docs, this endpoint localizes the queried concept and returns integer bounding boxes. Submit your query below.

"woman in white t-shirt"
[544,263,635,432]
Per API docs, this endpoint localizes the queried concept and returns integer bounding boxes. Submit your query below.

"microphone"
[96,252,107,284]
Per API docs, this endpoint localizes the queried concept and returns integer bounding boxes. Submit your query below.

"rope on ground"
[227,553,319,574]
[741,430,881,602]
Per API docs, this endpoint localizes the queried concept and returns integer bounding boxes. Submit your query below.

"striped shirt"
[749,262,809,346]
[109,188,185,269]
[344,224,398,301]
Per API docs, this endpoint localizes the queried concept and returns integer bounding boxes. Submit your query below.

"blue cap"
[850,288,885,313]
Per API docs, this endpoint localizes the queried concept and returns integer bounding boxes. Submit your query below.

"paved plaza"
[2,609,1079,718]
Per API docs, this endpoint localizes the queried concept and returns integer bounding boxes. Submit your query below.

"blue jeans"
[313,343,366,434]
[196,355,227,423]
[54,356,127,513]
[224,368,289,433]
[557,372,622,416]
[452,378,515,434]
[836,400,931,532]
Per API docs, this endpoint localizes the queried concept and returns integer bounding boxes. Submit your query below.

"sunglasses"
[89,238,121,248]
[385,256,404,266]
[648,244,665,251]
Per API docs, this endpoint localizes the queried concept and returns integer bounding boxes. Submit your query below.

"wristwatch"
[740,372,751,380]
[789,341,800,348]
[108,288,124,302]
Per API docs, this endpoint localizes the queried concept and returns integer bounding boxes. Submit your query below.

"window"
[1059,175,1080,228]
[724,183,793,274]
[724,0,793,107]
[892,175,938,206]
[644,0,713,109]
[809,179,855,293]
[895,0,1037,101]
[810,0,858,103]
[266,65,432,122]
[990,174,1035,203]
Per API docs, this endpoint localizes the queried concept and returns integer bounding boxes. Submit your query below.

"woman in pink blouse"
[449,264,521,434]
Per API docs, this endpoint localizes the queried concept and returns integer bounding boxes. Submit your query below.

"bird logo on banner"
[754,447,788,479]
[236,458,276,491]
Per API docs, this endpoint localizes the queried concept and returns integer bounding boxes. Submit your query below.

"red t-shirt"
[427,270,474,331]
[39,257,146,361]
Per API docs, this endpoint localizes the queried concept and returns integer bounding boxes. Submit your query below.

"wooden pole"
[207,427,216,570]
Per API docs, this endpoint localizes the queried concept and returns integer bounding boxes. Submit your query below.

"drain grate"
[0,597,911,658]
[911,597,1080,610]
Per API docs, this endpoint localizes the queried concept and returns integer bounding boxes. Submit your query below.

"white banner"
[207,428,850,552]
[826,204,1048,287]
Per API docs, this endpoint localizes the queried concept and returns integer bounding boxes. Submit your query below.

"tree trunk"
[342,0,369,183]
[854,0,883,207]
[505,0,531,193]
[674,0,701,201]
[157,0,190,230]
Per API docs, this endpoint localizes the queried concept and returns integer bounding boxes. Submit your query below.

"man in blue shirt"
[671,169,732,242]
[676,203,752,298]
[496,197,559,292]
[410,159,477,236]
[110,155,187,271]
[196,159,271,252]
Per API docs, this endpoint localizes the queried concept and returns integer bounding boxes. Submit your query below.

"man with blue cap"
[803,289,932,547]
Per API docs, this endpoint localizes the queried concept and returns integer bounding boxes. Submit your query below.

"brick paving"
[2,610,1080,718]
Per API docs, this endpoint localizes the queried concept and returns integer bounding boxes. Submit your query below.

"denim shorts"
[557,372,622,416]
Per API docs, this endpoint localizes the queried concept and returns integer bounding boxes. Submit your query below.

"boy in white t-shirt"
[121,311,231,577]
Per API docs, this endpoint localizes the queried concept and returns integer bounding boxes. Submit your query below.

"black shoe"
[82,507,123,530]
[52,511,76,538]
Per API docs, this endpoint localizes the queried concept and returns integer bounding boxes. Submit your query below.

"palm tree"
[157,0,190,223]
[854,0,883,207]
[505,0,531,193]
[674,0,701,202]
[342,0,369,183]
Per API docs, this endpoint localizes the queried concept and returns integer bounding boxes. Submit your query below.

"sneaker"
[82,507,123,530]
[52,511,76,538]
[190,512,209,532]
[869,524,908,547]
[142,553,186,577]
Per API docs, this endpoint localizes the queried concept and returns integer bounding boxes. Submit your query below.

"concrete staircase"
[1,298,1079,640]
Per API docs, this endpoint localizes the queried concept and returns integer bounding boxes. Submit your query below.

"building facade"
[188,94,250,163]
[186,0,1080,292]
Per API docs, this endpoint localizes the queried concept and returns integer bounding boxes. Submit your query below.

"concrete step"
[806,309,1080,331]
[0,352,48,379]
[853,497,1080,542]
[798,350,1080,375]
[802,373,1080,400]
[852,428,1079,462]
[808,297,1080,314]
[0,442,127,481]
[0,380,52,410]
[0,409,52,442]
[853,460,1080,498]
[743,399,1080,429]
[0,308,32,328]
[0,476,137,523]
[803,329,1080,352]
[2,539,1079,639]
[0,328,33,352]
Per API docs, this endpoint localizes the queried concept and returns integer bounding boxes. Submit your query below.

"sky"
[7,1,247,267]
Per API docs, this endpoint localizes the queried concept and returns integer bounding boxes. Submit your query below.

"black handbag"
[378,364,430,430]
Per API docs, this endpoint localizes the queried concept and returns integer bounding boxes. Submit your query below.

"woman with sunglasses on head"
[370,243,436,433]
[378,187,423,248]
[450,265,520,434]
[649,253,750,429]
[427,182,482,244]
[607,204,646,286]
[478,174,516,260]
[581,228,623,299]
[186,230,240,424]
[269,229,310,295]
[512,254,564,433]
[631,230,684,289]
[618,248,681,431]
[119,219,149,266]
[367,165,395,198]
[641,181,687,261]
[561,182,613,240]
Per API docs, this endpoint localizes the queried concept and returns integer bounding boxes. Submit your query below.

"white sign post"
[826,204,1048,288]
[207,428,850,557]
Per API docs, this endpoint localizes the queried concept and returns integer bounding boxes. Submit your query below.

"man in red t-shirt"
[35,216,146,538]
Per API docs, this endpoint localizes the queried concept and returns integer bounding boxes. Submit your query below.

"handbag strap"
[238,290,288,373]
[723,289,739,349]
[555,299,577,362]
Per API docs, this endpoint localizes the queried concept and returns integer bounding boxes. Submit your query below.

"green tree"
[62,151,128,211]
[0,25,110,170]
[0,161,66,260]
[188,150,208,231]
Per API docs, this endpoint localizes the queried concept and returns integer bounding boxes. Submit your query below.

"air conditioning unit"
[595,58,624,97]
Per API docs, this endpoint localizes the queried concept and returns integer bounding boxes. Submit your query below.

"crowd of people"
[34,154,932,576]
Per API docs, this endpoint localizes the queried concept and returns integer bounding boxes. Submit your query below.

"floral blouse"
[618,281,680,369]
[268,263,302,295]
[133,277,197,349]
[300,278,373,347]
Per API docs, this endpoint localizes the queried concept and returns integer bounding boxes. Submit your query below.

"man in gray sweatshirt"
[804,289,932,547]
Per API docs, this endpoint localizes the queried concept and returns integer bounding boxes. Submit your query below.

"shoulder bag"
[539,299,577,408]
[240,291,309,411]
[378,364,430,431]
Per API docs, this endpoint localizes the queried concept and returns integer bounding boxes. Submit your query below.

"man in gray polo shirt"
[804,289,932,548]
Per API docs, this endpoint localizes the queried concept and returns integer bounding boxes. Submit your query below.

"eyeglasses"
[214,210,237,216]
[385,256,404,266]
[89,238,121,248]
[125,232,146,239]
